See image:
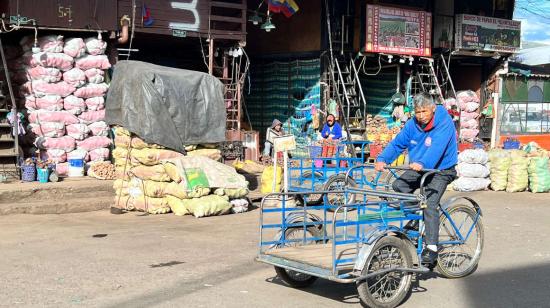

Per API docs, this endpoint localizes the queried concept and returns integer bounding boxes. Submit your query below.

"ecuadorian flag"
[268,0,299,18]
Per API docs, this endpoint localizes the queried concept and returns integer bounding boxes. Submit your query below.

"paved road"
[1,191,549,308]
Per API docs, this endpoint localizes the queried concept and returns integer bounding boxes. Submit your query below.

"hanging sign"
[455,14,521,53]
[365,5,432,57]
[273,135,296,152]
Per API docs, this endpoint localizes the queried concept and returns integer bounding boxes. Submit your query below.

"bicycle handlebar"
[344,163,442,198]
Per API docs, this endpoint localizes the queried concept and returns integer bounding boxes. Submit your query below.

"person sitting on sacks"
[321,114,342,140]
[263,119,285,157]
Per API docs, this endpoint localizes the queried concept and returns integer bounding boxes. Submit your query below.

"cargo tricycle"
[256,165,484,307]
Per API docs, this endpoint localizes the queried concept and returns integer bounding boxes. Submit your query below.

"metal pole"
[208,38,214,75]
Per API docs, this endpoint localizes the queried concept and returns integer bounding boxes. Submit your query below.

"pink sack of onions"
[84,37,107,55]
[32,52,74,71]
[63,38,86,58]
[460,111,479,121]
[37,136,76,152]
[29,110,79,125]
[25,95,64,111]
[443,98,457,110]
[460,101,480,113]
[460,129,479,142]
[56,162,69,176]
[75,55,111,70]
[67,149,89,161]
[73,83,108,99]
[32,80,76,98]
[89,148,110,161]
[27,66,62,83]
[19,51,37,67]
[62,68,86,88]
[76,136,112,151]
[38,35,64,53]
[29,122,65,138]
[460,119,479,129]
[66,123,90,140]
[78,110,105,124]
[84,68,105,84]
[46,149,67,163]
[88,121,109,136]
[63,95,86,115]
[85,97,105,111]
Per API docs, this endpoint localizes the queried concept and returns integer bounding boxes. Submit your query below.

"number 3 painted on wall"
[169,1,200,31]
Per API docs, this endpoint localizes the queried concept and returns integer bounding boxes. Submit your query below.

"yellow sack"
[180,194,231,218]
[130,165,171,182]
[131,148,184,166]
[131,137,165,150]
[165,195,190,216]
[113,179,128,190]
[186,149,222,161]
[261,165,283,193]
[114,126,130,137]
[112,147,129,161]
[130,195,171,214]
[164,181,189,199]
[113,195,131,210]
[213,187,249,199]
[115,166,131,180]
[114,135,131,148]
[163,162,183,183]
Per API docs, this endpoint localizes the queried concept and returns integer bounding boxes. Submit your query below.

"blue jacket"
[377,105,457,169]
[321,122,343,140]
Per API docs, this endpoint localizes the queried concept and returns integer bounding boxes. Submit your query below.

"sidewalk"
[0,177,114,215]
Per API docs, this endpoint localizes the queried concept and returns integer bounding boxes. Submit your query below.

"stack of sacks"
[13,35,112,175]
[456,90,480,142]
[112,126,246,217]
[488,149,511,191]
[452,149,491,191]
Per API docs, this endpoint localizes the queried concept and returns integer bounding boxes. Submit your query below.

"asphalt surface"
[1,190,549,308]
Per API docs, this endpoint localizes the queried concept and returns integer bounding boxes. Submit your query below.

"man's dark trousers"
[392,168,457,245]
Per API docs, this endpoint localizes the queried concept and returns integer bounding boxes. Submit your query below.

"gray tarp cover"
[105,60,225,153]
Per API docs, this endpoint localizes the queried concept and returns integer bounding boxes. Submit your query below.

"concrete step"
[0,178,115,215]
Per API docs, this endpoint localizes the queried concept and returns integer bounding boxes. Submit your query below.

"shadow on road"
[460,262,550,307]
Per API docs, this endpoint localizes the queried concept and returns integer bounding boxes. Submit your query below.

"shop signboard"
[455,14,521,53]
[365,5,432,57]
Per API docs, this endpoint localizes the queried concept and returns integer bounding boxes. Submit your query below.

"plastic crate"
[21,164,36,182]
[503,138,520,150]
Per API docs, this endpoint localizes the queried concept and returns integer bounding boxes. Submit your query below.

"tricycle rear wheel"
[274,266,318,288]
[357,236,413,308]
[274,226,321,288]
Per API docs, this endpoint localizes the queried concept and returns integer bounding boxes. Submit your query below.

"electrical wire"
[197,34,209,72]
[126,0,136,60]
[360,54,382,76]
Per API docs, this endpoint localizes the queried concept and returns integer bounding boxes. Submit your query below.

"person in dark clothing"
[375,93,458,266]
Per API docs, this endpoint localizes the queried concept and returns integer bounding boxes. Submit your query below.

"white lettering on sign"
[169,1,200,31]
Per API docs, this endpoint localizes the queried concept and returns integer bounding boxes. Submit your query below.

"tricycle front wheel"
[357,236,413,308]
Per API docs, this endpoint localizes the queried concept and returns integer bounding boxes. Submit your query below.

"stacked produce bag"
[524,143,550,193]
[488,149,511,191]
[456,90,480,142]
[12,35,112,176]
[452,149,491,191]
[112,127,249,217]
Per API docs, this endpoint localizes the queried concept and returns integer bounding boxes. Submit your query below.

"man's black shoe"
[421,249,438,269]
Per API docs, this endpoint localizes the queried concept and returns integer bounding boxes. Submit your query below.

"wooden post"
[208,38,214,75]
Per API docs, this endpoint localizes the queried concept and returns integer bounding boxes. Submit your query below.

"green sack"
[184,168,209,190]
[528,157,550,193]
